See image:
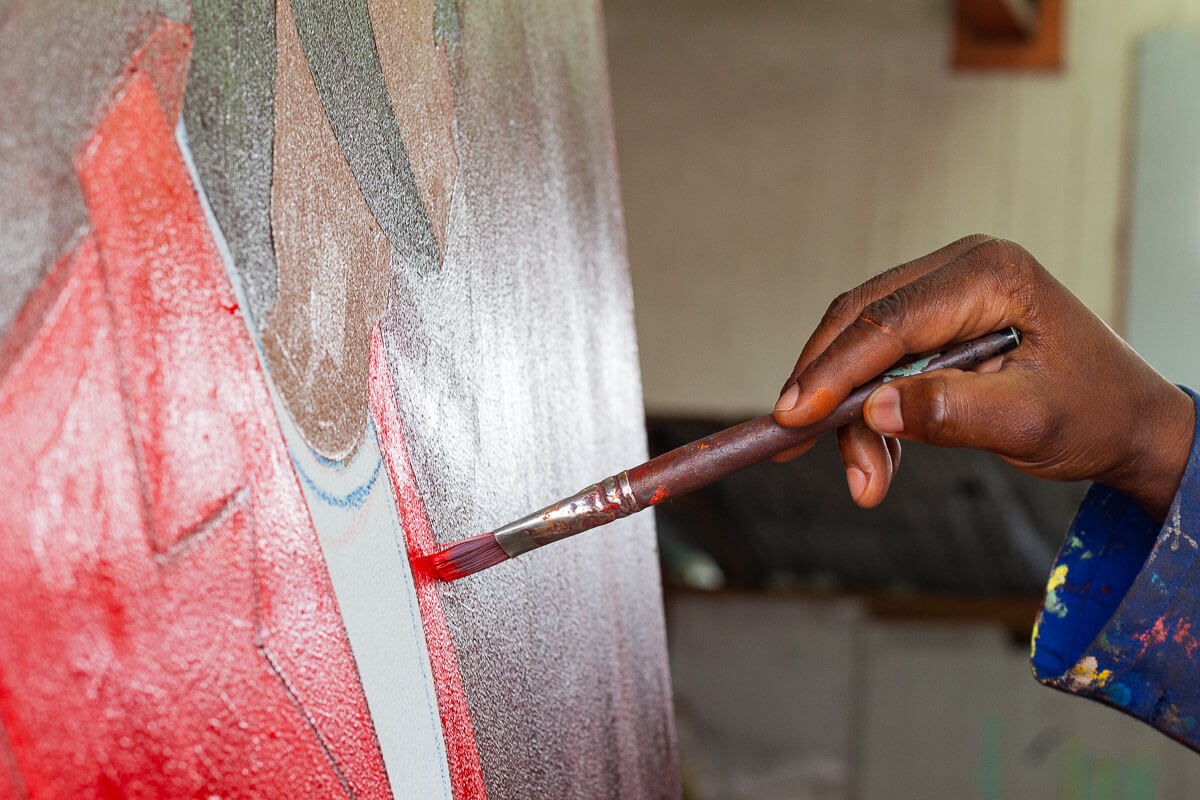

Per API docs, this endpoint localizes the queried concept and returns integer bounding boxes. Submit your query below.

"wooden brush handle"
[625,328,1021,508]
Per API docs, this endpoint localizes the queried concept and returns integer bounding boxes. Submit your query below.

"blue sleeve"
[1032,387,1200,749]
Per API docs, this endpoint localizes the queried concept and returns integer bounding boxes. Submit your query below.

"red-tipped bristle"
[430,533,510,581]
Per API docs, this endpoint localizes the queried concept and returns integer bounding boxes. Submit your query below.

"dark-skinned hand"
[772,235,1195,523]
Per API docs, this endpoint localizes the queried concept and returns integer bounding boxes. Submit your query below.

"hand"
[772,235,1195,521]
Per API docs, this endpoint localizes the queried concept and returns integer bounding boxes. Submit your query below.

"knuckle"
[918,376,960,445]
[860,293,903,331]
[995,245,1049,314]
[957,238,1046,307]
[822,289,864,326]
[987,238,1040,284]
[970,237,1010,272]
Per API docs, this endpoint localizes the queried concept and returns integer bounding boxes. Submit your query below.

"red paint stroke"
[0,32,390,798]
[84,76,246,557]
[368,327,488,800]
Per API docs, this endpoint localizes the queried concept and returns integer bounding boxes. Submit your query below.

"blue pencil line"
[291,453,382,510]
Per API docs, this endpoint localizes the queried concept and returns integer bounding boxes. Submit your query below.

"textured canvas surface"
[0,1,677,798]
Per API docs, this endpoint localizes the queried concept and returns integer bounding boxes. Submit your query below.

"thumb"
[862,369,1027,452]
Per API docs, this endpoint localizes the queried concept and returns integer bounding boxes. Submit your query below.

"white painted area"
[606,0,1200,416]
[281,413,454,800]
[1126,30,1200,388]
[667,592,1200,800]
[178,121,453,800]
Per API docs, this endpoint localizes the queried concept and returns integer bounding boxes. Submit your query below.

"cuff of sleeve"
[1031,386,1200,747]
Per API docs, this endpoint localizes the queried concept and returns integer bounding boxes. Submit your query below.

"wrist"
[1102,384,1195,522]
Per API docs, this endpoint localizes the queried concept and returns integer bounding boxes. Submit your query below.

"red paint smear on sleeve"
[368,327,489,800]
[0,38,391,797]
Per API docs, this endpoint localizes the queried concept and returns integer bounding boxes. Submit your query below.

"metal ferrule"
[493,471,642,559]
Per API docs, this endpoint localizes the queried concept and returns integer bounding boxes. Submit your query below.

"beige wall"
[606,0,1200,416]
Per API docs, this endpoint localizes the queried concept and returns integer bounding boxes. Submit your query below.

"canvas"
[0,2,678,797]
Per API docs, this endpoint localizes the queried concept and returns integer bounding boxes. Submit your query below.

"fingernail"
[865,386,903,434]
[846,466,867,500]
[775,383,800,413]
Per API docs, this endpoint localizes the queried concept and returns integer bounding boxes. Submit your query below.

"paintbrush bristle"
[430,532,510,581]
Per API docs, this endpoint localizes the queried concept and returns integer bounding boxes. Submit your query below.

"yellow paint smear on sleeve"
[1067,656,1112,690]
[1044,564,1070,618]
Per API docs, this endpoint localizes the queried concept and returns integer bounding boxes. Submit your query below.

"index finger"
[779,234,997,397]
[775,238,1035,428]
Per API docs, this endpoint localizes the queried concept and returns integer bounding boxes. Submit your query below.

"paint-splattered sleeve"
[1031,387,1200,749]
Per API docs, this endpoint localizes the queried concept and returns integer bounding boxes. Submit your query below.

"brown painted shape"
[264,0,391,462]
[367,0,459,255]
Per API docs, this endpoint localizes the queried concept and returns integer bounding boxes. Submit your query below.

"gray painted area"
[0,0,186,336]
[1126,30,1200,388]
[290,0,441,273]
[378,0,679,796]
[183,0,278,323]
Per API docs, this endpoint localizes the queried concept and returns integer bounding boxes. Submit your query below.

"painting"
[0,2,678,797]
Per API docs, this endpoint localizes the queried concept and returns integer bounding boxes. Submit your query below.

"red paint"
[1174,620,1200,659]
[0,36,389,798]
[368,328,488,800]
[1135,617,1172,660]
[85,77,248,557]
[429,533,509,583]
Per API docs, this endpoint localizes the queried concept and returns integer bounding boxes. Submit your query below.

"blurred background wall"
[608,0,1200,417]
[605,0,1200,797]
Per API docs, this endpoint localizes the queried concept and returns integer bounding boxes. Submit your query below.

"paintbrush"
[430,327,1022,581]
